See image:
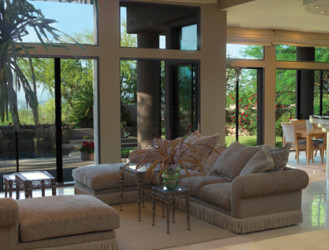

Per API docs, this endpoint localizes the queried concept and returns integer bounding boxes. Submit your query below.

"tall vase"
[161,166,181,190]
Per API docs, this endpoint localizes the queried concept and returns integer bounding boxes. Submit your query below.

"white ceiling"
[226,0,329,34]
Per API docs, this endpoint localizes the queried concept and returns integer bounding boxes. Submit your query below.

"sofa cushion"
[72,163,137,191]
[179,175,227,197]
[17,195,120,242]
[210,141,261,181]
[203,145,226,175]
[239,145,275,176]
[199,182,231,211]
[270,143,291,171]
[183,133,219,170]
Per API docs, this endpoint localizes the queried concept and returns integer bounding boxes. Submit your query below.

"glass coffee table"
[15,171,56,199]
[151,186,190,234]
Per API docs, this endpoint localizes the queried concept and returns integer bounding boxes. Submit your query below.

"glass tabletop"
[152,185,188,193]
[16,171,53,181]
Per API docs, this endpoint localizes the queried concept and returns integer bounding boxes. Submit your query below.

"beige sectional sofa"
[0,195,120,250]
[73,135,309,234]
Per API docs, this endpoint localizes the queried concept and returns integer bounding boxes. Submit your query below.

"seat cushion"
[17,195,120,242]
[72,163,137,191]
[199,182,232,211]
[179,175,227,197]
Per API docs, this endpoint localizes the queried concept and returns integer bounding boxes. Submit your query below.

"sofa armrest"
[231,168,309,199]
[0,198,19,228]
[0,198,19,249]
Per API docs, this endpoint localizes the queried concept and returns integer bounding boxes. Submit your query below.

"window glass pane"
[225,68,258,146]
[226,44,263,60]
[276,45,297,61]
[120,2,200,50]
[24,1,95,44]
[181,25,198,51]
[315,47,329,62]
[314,71,329,115]
[275,69,296,147]
[0,58,56,185]
[120,7,137,48]
[61,59,95,182]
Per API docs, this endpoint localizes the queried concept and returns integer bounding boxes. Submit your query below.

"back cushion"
[185,130,201,142]
[269,143,291,171]
[239,145,275,176]
[203,145,227,175]
[210,141,261,181]
[183,133,219,170]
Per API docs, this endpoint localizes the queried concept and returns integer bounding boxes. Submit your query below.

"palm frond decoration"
[0,0,80,127]
[122,137,215,178]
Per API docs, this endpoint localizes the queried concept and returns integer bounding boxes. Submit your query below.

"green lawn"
[121,136,284,158]
[225,136,283,147]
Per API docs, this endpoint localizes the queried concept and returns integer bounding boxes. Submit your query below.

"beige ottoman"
[73,163,148,205]
[0,195,119,250]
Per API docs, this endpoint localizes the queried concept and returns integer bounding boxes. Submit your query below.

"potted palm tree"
[124,137,210,190]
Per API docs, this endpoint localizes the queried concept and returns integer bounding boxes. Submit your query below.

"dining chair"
[281,122,313,164]
[291,119,306,130]
[313,133,326,164]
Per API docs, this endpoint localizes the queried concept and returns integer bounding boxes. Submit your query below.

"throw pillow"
[183,133,220,170]
[269,142,291,171]
[202,145,227,175]
[185,130,201,142]
[239,145,275,176]
[210,141,261,181]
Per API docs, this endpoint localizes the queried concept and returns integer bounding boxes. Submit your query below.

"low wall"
[0,125,93,159]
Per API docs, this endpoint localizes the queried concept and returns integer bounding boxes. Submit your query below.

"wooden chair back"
[291,119,306,131]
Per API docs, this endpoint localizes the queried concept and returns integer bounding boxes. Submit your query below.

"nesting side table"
[3,174,19,198]
[120,165,148,222]
[151,186,190,234]
[15,171,56,199]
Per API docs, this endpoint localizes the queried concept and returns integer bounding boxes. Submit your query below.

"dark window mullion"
[54,58,63,183]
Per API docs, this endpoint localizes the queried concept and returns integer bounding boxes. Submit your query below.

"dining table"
[296,128,326,165]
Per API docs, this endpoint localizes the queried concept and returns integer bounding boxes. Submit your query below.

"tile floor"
[1,151,328,250]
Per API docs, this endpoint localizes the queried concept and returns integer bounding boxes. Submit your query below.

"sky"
[24,1,94,43]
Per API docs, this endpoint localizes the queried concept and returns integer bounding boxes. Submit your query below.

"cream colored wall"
[200,6,227,144]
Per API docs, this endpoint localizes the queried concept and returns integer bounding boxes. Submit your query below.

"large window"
[120,59,199,159]
[0,57,96,186]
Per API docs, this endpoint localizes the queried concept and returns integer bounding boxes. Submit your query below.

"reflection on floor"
[0,151,328,250]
